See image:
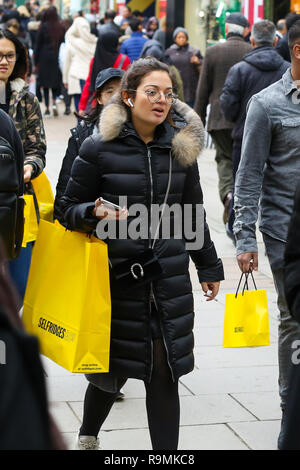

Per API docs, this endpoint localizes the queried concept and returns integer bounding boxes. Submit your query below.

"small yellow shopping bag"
[22,220,111,373]
[223,272,270,348]
[22,194,39,247]
[31,171,54,222]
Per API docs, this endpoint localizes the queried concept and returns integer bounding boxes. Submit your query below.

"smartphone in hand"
[95,197,128,220]
[98,197,122,211]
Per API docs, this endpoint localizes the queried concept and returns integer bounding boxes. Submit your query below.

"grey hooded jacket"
[234,68,300,255]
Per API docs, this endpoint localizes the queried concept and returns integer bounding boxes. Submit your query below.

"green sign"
[216,0,242,38]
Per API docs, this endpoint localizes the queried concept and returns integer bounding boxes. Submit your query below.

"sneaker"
[52,104,58,117]
[75,435,101,450]
[116,388,125,400]
[44,109,50,117]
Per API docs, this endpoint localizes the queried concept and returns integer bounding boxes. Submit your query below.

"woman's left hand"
[24,164,33,183]
[190,55,201,65]
[200,281,220,301]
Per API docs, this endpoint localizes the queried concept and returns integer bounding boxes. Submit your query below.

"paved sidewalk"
[41,104,281,450]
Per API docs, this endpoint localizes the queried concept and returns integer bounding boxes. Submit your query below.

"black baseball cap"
[225,12,250,28]
[95,68,125,91]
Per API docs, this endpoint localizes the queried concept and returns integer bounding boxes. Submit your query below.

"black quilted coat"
[61,98,224,382]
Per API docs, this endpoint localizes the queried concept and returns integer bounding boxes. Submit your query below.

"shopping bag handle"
[25,181,40,224]
[235,271,257,298]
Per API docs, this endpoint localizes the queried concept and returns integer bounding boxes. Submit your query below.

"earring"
[128,98,134,108]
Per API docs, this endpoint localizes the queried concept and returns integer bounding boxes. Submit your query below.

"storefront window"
[185,0,242,53]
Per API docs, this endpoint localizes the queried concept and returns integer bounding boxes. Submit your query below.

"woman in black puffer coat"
[61,58,224,451]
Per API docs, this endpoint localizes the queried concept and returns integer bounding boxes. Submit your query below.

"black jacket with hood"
[61,98,224,383]
[220,45,290,141]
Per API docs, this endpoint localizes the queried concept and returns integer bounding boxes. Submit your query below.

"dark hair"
[5,18,20,29]
[132,10,142,17]
[75,77,122,123]
[0,28,28,79]
[286,12,300,31]
[104,9,116,20]
[41,6,65,52]
[288,19,300,52]
[129,17,141,32]
[74,93,102,123]
[121,57,177,127]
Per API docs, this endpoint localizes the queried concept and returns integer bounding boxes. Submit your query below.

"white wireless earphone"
[128,98,134,108]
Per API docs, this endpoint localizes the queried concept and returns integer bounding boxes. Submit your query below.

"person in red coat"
[78,31,130,116]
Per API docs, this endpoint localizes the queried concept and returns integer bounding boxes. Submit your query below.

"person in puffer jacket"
[61,57,224,451]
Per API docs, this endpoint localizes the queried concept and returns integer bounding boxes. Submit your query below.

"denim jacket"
[234,68,300,255]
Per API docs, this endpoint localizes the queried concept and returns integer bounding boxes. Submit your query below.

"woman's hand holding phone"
[93,197,128,220]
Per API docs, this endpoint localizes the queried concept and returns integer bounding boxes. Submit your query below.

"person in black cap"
[54,67,125,228]
[78,31,130,117]
[226,12,251,42]
[226,12,250,29]
[194,12,252,229]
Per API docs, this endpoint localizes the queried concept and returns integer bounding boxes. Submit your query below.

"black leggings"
[43,88,58,108]
[79,339,180,450]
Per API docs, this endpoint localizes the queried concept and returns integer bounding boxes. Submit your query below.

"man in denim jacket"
[233,20,300,448]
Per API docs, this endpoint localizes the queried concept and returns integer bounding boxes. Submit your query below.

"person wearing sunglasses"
[61,57,224,450]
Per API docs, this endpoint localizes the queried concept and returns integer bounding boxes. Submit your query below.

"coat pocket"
[281,117,300,151]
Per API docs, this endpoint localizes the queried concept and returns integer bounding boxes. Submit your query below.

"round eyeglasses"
[128,89,177,105]
[0,53,18,63]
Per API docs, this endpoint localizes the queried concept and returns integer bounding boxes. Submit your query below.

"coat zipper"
[147,147,175,382]
[147,148,154,382]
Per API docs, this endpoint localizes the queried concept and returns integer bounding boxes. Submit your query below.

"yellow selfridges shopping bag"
[22,171,54,247]
[32,171,54,222]
[22,220,111,373]
[223,272,270,348]
[22,194,39,247]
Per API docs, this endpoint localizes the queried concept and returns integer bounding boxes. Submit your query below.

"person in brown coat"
[194,13,252,225]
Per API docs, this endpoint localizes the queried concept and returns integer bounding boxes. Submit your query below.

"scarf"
[89,31,120,92]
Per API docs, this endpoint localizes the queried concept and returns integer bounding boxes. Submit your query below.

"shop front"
[184,1,242,53]
[179,0,299,53]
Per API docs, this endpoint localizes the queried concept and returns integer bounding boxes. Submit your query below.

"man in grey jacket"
[194,12,251,225]
[234,19,300,448]
[220,20,290,241]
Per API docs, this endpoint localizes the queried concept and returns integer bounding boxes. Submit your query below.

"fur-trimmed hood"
[10,78,27,95]
[99,95,205,167]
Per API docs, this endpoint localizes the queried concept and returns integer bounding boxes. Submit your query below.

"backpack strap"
[114,53,126,70]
